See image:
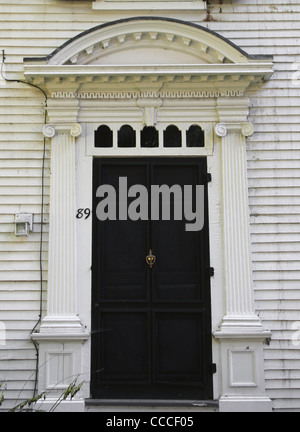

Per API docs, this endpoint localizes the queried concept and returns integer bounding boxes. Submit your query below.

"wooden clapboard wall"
[0,0,299,411]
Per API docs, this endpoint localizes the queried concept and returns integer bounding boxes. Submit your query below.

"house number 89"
[76,208,91,220]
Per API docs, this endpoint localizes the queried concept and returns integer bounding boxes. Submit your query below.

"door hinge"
[210,363,217,374]
[203,173,212,183]
[207,267,215,277]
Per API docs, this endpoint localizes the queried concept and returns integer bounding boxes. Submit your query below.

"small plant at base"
[0,377,83,412]
[9,392,47,412]
[48,378,84,413]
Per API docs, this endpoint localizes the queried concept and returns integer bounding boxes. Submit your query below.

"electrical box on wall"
[15,213,33,237]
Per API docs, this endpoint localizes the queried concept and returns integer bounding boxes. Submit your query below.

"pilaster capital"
[43,123,82,138]
[42,125,56,138]
[215,122,254,138]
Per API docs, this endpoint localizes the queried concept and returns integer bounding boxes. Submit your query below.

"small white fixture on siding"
[15,213,33,237]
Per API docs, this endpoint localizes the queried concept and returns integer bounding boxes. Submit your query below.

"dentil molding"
[50,90,245,100]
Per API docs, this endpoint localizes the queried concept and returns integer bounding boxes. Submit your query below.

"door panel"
[151,162,204,303]
[92,158,212,400]
[153,311,204,384]
[100,311,149,382]
[94,162,149,302]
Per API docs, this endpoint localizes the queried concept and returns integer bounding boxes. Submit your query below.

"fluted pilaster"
[215,121,263,333]
[41,123,83,333]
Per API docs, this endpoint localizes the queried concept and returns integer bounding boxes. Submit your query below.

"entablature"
[23,18,273,102]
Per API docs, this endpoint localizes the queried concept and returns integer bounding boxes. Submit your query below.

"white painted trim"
[24,63,274,78]
[92,0,207,11]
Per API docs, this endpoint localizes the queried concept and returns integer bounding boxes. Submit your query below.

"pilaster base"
[31,331,89,398]
[38,315,84,334]
[214,328,272,413]
[214,314,272,339]
[219,396,273,413]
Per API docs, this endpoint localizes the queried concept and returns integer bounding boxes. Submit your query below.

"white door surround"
[26,17,274,412]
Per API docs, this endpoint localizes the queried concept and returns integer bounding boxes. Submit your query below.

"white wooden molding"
[136,98,162,126]
[92,0,207,11]
[51,90,246,99]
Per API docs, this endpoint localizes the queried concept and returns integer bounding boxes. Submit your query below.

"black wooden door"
[91,158,213,400]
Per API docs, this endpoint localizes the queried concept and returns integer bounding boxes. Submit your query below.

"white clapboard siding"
[0,0,299,411]
[206,0,300,411]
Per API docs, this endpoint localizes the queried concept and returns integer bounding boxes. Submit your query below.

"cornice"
[24,63,273,80]
[24,63,273,100]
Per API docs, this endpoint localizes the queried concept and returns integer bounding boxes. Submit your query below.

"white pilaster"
[214,99,272,412]
[41,123,83,333]
[215,121,262,333]
[32,122,89,401]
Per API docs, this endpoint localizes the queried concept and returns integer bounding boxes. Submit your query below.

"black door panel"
[92,158,212,400]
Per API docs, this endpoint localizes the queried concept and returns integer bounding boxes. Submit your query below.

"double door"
[91,158,213,400]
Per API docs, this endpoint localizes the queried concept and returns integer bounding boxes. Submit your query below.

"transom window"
[88,122,213,157]
[95,124,205,149]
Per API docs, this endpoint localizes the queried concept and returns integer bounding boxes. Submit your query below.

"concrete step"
[85,399,219,412]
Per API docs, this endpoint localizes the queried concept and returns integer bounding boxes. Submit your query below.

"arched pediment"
[49,18,247,66]
[26,17,269,66]
[23,17,273,97]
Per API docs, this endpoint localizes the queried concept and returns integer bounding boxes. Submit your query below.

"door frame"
[75,117,223,403]
[35,101,273,411]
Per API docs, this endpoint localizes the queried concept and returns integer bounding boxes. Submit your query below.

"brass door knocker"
[146,250,156,269]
